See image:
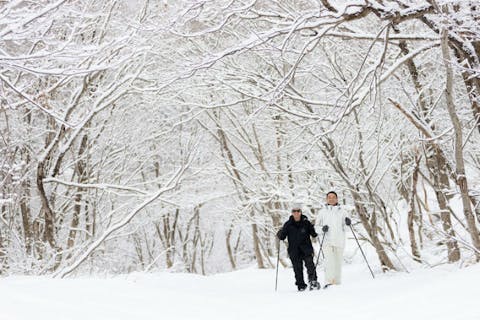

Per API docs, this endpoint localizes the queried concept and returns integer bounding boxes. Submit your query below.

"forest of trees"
[0,0,479,277]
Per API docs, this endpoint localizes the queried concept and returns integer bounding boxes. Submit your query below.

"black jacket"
[277,215,318,257]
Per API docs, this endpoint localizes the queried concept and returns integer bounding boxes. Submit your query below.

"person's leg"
[290,255,306,290]
[304,253,320,289]
[304,253,317,282]
[334,246,345,284]
[324,245,335,285]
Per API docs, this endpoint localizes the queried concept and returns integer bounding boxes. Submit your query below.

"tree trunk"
[36,162,56,250]
[67,134,89,255]
[432,146,461,262]
[407,153,421,262]
[225,223,236,269]
[251,222,266,268]
[212,110,266,268]
[20,177,32,255]
[0,209,7,274]
[442,30,480,260]
[395,25,461,262]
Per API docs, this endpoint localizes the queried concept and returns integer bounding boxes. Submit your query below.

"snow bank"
[0,263,478,320]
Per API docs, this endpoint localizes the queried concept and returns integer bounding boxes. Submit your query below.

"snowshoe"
[309,280,321,290]
[297,284,307,291]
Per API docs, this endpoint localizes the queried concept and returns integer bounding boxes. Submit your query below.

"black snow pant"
[290,253,317,287]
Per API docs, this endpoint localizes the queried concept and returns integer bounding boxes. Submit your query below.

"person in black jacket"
[277,204,320,291]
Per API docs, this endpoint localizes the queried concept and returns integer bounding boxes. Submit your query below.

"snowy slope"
[1,263,479,320]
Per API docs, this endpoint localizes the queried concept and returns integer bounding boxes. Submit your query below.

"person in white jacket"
[316,191,351,288]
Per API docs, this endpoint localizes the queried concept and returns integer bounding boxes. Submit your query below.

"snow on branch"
[54,146,198,278]
[43,178,148,195]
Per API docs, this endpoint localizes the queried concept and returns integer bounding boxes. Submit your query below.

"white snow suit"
[316,204,350,285]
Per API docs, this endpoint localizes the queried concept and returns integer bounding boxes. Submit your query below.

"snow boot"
[309,280,321,290]
[297,284,307,291]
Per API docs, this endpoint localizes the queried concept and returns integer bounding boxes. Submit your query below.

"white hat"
[291,202,303,210]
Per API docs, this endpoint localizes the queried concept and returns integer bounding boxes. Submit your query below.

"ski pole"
[314,232,327,269]
[349,225,375,279]
[275,240,281,291]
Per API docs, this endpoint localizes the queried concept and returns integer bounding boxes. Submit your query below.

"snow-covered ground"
[1,262,479,320]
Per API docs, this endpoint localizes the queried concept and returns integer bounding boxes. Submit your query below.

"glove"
[277,221,291,240]
[277,227,287,240]
[345,217,351,226]
[322,225,329,232]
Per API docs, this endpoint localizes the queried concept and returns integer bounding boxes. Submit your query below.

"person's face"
[291,209,301,221]
[327,193,338,205]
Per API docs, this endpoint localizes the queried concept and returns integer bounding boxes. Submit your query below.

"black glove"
[345,217,351,226]
[322,225,329,232]
[277,221,291,240]
[276,229,282,240]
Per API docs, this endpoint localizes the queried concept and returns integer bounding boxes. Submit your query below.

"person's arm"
[316,208,323,230]
[318,208,328,232]
[277,221,290,240]
[308,221,318,238]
